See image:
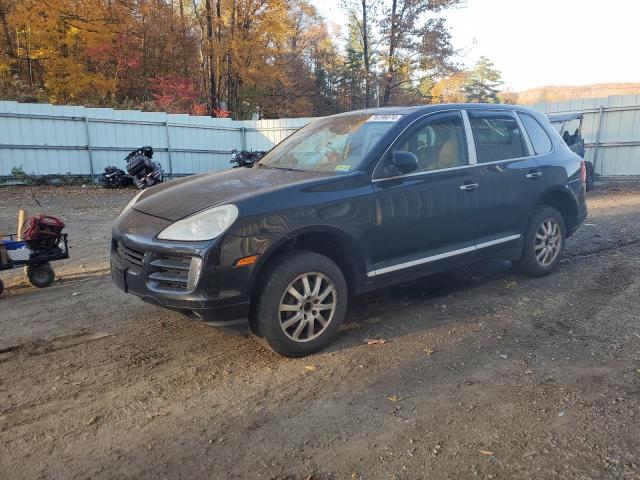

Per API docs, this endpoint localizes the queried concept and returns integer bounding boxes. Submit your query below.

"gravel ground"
[0,185,639,480]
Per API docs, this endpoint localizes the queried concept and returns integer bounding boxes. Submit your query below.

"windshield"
[258,114,400,173]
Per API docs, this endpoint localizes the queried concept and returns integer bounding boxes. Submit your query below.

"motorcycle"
[125,146,163,189]
[230,150,266,168]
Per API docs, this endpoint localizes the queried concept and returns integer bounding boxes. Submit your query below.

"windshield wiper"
[263,165,305,172]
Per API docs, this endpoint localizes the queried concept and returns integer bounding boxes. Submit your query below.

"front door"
[371,111,479,274]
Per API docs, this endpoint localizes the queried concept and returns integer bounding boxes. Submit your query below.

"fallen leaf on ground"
[424,347,435,357]
[364,338,387,345]
[304,365,317,372]
[479,450,495,456]
[387,395,403,402]
[86,415,101,426]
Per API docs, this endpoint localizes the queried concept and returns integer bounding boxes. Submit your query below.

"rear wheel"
[585,162,595,191]
[519,206,566,277]
[27,262,55,288]
[253,251,348,357]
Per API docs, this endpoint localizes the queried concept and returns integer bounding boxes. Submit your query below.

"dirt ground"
[1,185,639,480]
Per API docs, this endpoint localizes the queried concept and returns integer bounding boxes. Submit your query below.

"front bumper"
[110,208,254,322]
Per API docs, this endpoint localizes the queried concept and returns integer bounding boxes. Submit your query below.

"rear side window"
[468,111,526,163]
[520,113,553,155]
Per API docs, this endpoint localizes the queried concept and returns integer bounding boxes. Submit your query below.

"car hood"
[133,166,333,221]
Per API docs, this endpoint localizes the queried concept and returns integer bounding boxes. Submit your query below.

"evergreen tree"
[463,56,504,103]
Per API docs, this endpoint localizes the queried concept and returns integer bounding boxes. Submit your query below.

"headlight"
[157,204,239,241]
[121,190,144,215]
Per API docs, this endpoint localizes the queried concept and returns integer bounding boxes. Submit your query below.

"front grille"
[148,255,192,291]
[118,242,145,267]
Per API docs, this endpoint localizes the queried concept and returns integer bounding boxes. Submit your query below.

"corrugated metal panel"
[2,98,639,178]
[532,95,640,176]
[0,102,316,177]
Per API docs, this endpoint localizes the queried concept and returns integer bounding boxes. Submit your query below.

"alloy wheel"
[278,272,337,342]
[534,218,562,266]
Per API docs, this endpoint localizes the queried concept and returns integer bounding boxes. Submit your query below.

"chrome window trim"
[371,162,474,182]
[371,154,539,183]
[461,110,478,165]
[367,234,521,277]
[371,107,555,184]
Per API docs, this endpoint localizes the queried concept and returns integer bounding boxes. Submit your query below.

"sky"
[312,0,640,91]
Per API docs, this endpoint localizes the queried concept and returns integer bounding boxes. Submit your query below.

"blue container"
[0,240,27,250]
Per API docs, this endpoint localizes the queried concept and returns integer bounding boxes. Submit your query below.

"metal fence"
[0,101,313,179]
[532,95,640,177]
[1,96,640,179]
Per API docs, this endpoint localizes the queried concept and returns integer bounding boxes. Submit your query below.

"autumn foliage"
[0,0,477,118]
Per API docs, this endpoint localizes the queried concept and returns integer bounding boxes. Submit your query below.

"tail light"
[580,160,587,183]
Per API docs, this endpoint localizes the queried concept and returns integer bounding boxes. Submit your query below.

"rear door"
[466,110,544,241]
[371,111,480,274]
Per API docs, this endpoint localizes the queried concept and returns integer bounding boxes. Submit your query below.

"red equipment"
[21,215,66,251]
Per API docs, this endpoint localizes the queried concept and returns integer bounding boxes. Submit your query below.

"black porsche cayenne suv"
[111,104,587,357]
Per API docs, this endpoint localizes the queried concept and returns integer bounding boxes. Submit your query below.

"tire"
[253,250,348,357]
[585,162,595,192]
[27,262,55,288]
[0,278,4,296]
[519,206,566,277]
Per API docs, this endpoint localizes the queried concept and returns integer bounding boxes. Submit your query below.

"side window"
[468,112,526,163]
[520,113,553,155]
[389,114,469,175]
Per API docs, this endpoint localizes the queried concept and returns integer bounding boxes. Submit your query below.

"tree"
[379,0,459,106]
[462,56,503,103]
[341,0,379,108]
[0,0,479,117]
[431,72,468,102]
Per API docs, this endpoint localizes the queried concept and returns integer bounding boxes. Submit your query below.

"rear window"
[520,113,553,155]
[468,112,526,163]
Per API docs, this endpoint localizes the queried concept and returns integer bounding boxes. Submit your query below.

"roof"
[334,103,532,118]
[547,112,584,123]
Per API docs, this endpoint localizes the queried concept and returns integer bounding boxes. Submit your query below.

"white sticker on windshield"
[367,114,403,122]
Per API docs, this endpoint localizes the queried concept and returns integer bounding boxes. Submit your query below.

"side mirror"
[392,151,418,175]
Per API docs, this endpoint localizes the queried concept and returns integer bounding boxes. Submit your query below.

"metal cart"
[0,233,69,296]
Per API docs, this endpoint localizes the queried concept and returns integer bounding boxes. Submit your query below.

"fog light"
[187,257,203,290]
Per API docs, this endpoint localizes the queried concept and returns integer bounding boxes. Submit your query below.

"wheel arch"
[246,226,365,335]
[249,225,364,299]
[535,187,579,233]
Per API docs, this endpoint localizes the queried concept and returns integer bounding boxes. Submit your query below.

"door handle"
[526,171,542,179]
[459,182,479,191]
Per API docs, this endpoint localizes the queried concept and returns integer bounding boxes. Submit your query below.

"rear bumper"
[568,179,588,236]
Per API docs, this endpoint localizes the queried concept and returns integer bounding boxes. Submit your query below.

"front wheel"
[519,206,566,277]
[253,251,348,357]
